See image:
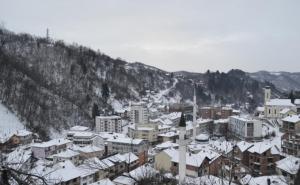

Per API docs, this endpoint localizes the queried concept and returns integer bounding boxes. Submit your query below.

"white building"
[95,115,122,133]
[130,102,149,124]
[67,131,103,147]
[52,149,81,165]
[106,137,149,165]
[229,116,263,141]
[264,87,297,118]
[31,138,72,158]
[128,123,158,144]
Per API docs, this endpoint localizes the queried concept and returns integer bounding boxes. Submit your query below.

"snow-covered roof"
[282,115,300,123]
[294,99,300,105]
[31,138,72,148]
[155,141,179,150]
[276,155,300,175]
[247,141,280,155]
[131,165,156,177]
[230,115,253,122]
[160,112,181,120]
[136,127,154,131]
[197,118,213,124]
[45,164,96,183]
[6,146,32,169]
[74,145,104,153]
[73,131,95,138]
[12,129,32,137]
[196,134,209,141]
[280,108,293,114]
[52,149,80,158]
[237,141,254,152]
[185,175,237,185]
[158,124,171,130]
[158,131,178,137]
[240,174,287,185]
[113,165,156,185]
[90,179,115,185]
[98,132,127,140]
[213,119,228,124]
[70,125,90,131]
[222,106,232,110]
[107,137,145,145]
[121,152,139,164]
[256,106,265,112]
[97,115,121,119]
[163,148,220,167]
[113,175,135,185]
[209,140,233,154]
[266,99,295,106]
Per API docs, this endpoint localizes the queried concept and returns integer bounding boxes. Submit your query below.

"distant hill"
[249,71,300,92]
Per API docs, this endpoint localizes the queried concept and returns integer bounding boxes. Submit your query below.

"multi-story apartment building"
[95,115,122,133]
[128,123,158,144]
[281,114,300,157]
[130,102,149,124]
[106,137,148,165]
[228,116,263,141]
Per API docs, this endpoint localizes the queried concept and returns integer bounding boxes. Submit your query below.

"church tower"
[264,86,271,104]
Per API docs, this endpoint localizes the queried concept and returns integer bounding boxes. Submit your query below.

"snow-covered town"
[1,86,300,185]
[1,1,300,184]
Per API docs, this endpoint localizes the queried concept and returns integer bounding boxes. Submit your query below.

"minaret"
[178,112,187,184]
[192,85,197,141]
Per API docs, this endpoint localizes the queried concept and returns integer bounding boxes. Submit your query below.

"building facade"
[130,102,149,124]
[281,115,300,157]
[95,115,122,133]
[228,116,263,141]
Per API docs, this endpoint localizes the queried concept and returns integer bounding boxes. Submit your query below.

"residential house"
[31,138,72,159]
[276,155,300,185]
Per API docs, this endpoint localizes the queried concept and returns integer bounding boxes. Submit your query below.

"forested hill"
[0,28,283,138]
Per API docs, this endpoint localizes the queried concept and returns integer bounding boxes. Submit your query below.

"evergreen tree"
[102,83,110,100]
[288,90,295,104]
[92,103,99,119]
[179,112,186,127]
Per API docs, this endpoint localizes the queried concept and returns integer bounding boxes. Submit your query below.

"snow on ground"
[150,78,180,104]
[0,103,24,142]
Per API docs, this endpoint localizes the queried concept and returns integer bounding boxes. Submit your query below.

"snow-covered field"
[0,103,24,142]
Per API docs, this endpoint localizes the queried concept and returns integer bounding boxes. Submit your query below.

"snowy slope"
[0,103,24,142]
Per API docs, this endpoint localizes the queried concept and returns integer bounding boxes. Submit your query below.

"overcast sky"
[0,0,299,73]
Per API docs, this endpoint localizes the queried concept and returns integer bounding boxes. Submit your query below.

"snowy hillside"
[0,103,24,142]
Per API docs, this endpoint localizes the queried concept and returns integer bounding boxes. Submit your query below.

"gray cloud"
[0,0,299,72]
